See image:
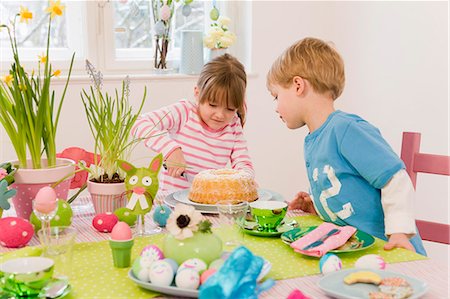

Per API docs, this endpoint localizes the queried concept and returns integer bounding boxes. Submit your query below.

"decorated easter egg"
[0,217,34,248]
[164,258,178,273]
[30,200,73,231]
[181,4,191,17]
[34,186,57,214]
[200,268,216,284]
[114,207,137,226]
[178,258,207,274]
[92,213,119,233]
[132,257,150,282]
[355,254,386,270]
[140,245,164,264]
[319,253,342,274]
[209,7,220,21]
[208,258,224,270]
[160,4,171,21]
[152,204,172,227]
[149,260,174,286]
[111,222,132,241]
[154,21,166,36]
[175,268,200,289]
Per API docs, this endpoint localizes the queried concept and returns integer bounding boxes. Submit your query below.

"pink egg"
[34,186,57,214]
[0,217,34,248]
[111,221,133,240]
[92,213,119,233]
[200,268,216,284]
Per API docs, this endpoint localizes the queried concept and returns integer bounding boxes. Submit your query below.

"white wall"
[1,1,448,260]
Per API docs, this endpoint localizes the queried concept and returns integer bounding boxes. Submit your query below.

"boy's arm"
[381,169,417,251]
[230,121,255,178]
[131,100,189,158]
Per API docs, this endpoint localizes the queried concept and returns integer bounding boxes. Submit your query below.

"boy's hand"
[384,233,415,252]
[288,191,317,215]
[165,148,187,178]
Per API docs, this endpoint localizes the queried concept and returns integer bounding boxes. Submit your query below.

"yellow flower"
[52,70,61,77]
[2,75,13,87]
[19,6,33,23]
[38,54,47,64]
[46,0,65,19]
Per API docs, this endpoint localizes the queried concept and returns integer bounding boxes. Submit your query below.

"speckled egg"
[132,256,151,282]
[175,268,200,289]
[178,258,207,274]
[114,207,137,226]
[149,260,174,286]
[200,268,216,284]
[0,217,34,248]
[355,254,386,270]
[140,245,164,263]
[319,253,342,274]
[92,213,119,233]
[152,204,172,227]
[30,199,73,231]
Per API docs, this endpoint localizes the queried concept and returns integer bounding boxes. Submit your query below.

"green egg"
[114,207,137,226]
[30,200,73,231]
[184,0,193,4]
[209,7,220,21]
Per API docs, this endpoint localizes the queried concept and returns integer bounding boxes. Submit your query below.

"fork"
[301,228,341,250]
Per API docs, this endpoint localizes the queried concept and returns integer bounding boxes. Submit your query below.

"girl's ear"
[293,76,305,95]
[194,86,200,100]
[118,160,135,173]
[149,153,163,174]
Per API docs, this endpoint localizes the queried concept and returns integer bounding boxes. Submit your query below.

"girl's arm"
[230,121,255,178]
[131,100,189,158]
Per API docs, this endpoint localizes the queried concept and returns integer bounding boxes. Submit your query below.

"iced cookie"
[344,271,382,285]
[378,277,413,299]
[369,292,394,299]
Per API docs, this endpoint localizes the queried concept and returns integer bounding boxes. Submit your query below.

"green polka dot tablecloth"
[0,215,427,298]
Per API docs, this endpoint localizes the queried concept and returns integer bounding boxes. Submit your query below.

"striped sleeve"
[230,119,255,178]
[131,100,190,157]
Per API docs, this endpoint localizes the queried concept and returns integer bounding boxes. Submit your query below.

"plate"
[318,268,428,299]
[127,258,272,297]
[281,226,375,253]
[172,189,272,207]
[164,189,284,214]
[239,218,298,237]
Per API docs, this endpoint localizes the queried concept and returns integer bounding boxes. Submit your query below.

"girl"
[131,54,254,192]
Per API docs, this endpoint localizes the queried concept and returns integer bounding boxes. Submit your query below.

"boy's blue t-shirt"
[304,110,426,255]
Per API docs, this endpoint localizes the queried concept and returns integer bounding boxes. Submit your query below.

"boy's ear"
[149,153,163,174]
[293,76,305,95]
[118,160,135,173]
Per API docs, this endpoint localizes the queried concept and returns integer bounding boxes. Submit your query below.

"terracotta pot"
[87,181,126,214]
[10,158,75,219]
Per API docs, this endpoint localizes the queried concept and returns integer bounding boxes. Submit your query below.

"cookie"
[369,292,394,299]
[379,277,413,299]
[344,271,382,285]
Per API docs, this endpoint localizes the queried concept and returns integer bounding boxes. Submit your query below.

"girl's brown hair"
[197,54,247,126]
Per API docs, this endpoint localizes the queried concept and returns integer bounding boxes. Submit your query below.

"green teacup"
[0,257,54,297]
[249,201,288,232]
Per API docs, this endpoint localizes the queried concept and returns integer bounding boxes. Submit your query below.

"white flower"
[219,31,236,48]
[203,35,216,49]
[218,16,231,27]
[166,203,203,240]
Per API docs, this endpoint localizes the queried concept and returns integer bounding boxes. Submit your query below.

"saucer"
[239,219,298,237]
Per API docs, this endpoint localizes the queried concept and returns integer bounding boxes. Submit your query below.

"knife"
[301,228,341,250]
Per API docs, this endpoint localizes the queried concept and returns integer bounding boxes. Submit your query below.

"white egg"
[132,257,150,282]
[175,268,200,290]
[319,253,342,274]
[355,254,386,270]
[178,258,207,273]
[149,260,174,286]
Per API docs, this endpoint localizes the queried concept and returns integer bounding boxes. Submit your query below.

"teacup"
[249,201,288,232]
[0,257,54,296]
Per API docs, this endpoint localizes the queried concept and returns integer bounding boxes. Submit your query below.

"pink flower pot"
[10,158,75,219]
[87,181,127,214]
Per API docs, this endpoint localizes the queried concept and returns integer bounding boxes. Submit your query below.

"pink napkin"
[290,222,356,257]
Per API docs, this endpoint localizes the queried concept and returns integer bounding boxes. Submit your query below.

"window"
[1,1,250,75]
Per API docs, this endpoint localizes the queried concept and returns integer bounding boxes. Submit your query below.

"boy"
[266,37,425,255]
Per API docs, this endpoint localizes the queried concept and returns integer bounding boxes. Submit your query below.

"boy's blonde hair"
[197,54,247,126]
[267,37,345,100]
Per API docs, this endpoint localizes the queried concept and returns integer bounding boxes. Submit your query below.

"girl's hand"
[288,191,317,215]
[384,233,415,252]
[165,148,187,178]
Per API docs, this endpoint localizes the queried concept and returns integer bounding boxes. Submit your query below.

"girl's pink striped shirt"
[131,99,254,192]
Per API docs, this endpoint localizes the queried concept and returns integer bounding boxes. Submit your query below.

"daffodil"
[52,70,61,77]
[38,54,47,64]
[46,0,65,19]
[1,75,13,87]
[19,6,33,24]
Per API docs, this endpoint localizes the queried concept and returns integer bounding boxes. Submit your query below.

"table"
[1,194,449,298]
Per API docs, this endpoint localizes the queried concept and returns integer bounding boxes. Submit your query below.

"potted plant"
[0,3,75,219]
[81,60,148,214]
[203,8,237,60]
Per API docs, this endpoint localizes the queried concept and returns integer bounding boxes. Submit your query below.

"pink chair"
[401,132,450,244]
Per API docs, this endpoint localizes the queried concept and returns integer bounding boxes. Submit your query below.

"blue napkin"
[199,246,274,299]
